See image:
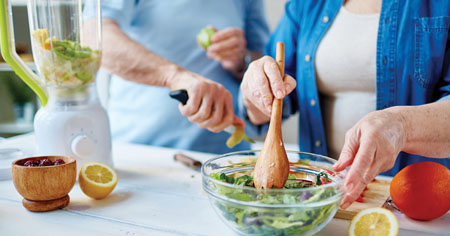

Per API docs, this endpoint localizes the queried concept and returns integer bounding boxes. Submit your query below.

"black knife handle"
[169,89,189,105]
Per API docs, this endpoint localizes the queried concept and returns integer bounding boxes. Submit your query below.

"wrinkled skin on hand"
[240,56,297,125]
[168,70,243,133]
[333,109,406,209]
[207,27,247,75]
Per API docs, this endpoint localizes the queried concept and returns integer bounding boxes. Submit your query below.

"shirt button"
[315,140,322,147]
[305,54,311,62]
[322,16,329,23]
[383,56,388,65]
[310,99,316,106]
[385,18,390,24]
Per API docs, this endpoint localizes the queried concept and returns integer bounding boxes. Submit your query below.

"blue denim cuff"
[238,91,294,138]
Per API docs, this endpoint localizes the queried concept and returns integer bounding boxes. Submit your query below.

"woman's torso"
[315,6,380,158]
[266,0,450,175]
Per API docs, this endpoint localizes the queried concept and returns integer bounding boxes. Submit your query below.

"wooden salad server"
[253,42,290,189]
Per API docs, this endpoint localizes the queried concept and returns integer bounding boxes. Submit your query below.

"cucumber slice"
[197,26,217,50]
[226,125,255,148]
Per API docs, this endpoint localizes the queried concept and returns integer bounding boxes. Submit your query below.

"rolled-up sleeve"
[100,0,136,29]
[265,0,300,78]
[244,0,270,53]
[265,0,300,123]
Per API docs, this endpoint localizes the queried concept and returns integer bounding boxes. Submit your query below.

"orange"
[390,161,450,221]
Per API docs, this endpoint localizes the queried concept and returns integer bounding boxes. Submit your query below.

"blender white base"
[34,103,113,171]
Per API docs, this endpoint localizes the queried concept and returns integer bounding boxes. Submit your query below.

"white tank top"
[315,7,380,158]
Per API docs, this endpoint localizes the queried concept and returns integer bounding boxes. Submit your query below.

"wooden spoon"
[253,42,290,189]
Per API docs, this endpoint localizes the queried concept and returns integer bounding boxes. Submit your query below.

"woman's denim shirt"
[262,0,450,176]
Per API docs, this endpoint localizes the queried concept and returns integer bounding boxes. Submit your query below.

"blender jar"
[28,0,101,87]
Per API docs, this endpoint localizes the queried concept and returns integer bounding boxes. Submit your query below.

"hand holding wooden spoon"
[252,42,290,189]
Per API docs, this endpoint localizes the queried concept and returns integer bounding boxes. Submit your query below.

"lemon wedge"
[348,207,399,236]
[79,162,118,200]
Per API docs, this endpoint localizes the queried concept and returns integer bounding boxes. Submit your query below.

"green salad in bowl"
[202,150,346,236]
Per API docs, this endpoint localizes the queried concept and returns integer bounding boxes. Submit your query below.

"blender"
[0,0,113,170]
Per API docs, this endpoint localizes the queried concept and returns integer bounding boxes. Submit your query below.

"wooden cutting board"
[334,179,391,220]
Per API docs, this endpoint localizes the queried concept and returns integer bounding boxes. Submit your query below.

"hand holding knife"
[169,89,255,148]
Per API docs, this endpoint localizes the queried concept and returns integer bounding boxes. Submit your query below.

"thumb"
[284,75,297,95]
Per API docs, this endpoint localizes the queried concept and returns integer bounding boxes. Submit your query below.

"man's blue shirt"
[99,0,269,154]
[264,0,450,176]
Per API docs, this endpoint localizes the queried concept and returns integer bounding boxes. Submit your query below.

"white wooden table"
[0,134,447,236]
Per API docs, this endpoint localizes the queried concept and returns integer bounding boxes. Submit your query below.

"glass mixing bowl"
[202,150,346,236]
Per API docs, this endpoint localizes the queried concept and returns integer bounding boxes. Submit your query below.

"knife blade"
[169,89,255,144]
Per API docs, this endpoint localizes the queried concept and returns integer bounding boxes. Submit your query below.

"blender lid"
[0,148,23,180]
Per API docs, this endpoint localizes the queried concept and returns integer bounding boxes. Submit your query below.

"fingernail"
[285,84,291,93]
[276,90,284,99]
[340,200,350,209]
[333,162,339,169]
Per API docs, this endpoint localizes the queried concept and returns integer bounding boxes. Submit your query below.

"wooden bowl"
[12,156,76,212]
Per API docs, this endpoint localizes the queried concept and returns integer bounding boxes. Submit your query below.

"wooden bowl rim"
[12,156,76,168]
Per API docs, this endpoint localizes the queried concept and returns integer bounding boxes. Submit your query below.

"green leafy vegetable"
[284,180,313,189]
[75,71,93,83]
[53,40,93,60]
[316,172,330,186]
[209,170,337,235]
[31,29,101,86]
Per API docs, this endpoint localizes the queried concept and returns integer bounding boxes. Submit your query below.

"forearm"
[389,101,450,157]
[101,19,182,89]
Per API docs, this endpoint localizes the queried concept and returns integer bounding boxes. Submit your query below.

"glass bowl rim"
[201,150,346,208]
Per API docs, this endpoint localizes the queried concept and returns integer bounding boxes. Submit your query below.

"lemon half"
[348,207,399,236]
[79,162,118,200]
